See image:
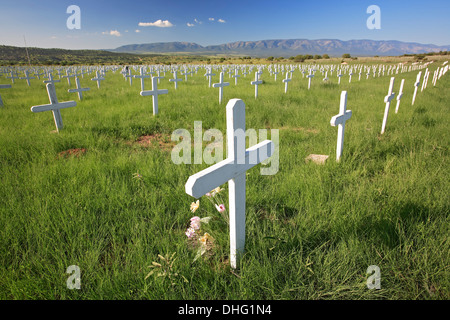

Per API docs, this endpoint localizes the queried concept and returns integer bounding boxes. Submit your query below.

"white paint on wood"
[140,76,168,115]
[30,83,76,132]
[185,99,274,269]
[381,77,396,134]
[330,91,352,161]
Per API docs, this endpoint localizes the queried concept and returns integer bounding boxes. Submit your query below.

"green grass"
[0,64,448,299]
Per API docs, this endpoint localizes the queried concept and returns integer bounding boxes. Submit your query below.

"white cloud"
[187,23,195,27]
[218,19,226,23]
[138,20,174,27]
[135,29,141,33]
[194,18,202,24]
[102,30,121,37]
[209,18,214,21]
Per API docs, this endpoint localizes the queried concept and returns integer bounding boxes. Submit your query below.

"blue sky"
[1,0,449,49]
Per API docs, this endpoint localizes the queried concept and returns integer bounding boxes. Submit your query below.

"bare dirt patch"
[133,133,177,151]
[58,148,87,158]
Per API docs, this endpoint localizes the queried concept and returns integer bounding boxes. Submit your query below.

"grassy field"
[0,61,448,300]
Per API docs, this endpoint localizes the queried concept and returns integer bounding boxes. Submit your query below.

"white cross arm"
[140,89,168,96]
[185,140,274,198]
[384,92,396,103]
[330,110,352,126]
[0,84,12,89]
[31,101,76,113]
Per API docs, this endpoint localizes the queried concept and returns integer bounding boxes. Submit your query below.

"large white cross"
[91,71,105,89]
[250,72,262,98]
[0,84,12,106]
[20,70,35,86]
[282,72,291,93]
[185,98,274,269]
[30,83,77,132]
[212,72,230,104]
[140,76,168,115]
[381,77,396,134]
[395,79,405,114]
[68,76,90,100]
[169,71,182,89]
[330,91,352,162]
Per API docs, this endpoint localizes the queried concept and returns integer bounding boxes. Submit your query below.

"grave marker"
[282,72,291,93]
[91,71,105,89]
[411,72,422,105]
[169,71,182,89]
[68,76,90,100]
[330,91,352,161]
[212,72,230,104]
[140,76,168,115]
[30,83,76,132]
[381,77,396,134]
[250,72,263,98]
[395,79,405,114]
[185,98,274,269]
[20,70,35,86]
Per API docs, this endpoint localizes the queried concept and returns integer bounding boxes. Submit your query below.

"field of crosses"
[0,59,449,299]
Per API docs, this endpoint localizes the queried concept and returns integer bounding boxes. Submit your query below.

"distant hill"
[111,39,450,57]
[0,45,204,65]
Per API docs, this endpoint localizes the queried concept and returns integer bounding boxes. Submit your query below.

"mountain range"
[110,39,450,57]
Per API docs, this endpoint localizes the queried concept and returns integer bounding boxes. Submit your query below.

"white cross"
[232,69,240,85]
[307,71,314,90]
[134,67,150,91]
[6,71,19,84]
[185,98,274,269]
[91,71,105,89]
[330,91,352,162]
[68,77,90,100]
[337,73,343,84]
[204,69,216,88]
[20,70,35,86]
[43,73,60,85]
[140,76,168,115]
[169,71,182,89]
[349,71,353,83]
[0,84,12,106]
[30,83,77,132]
[381,77,396,134]
[282,72,291,93]
[250,72,263,98]
[323,71,329,82]
[125,69,133,85]
[62,70,75,86]
[273,69,279,81]
[411,71,422,105]
[395,79,405,114]
[212,72,230,104]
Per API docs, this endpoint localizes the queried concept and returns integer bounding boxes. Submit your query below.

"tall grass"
[0,63,448,299]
